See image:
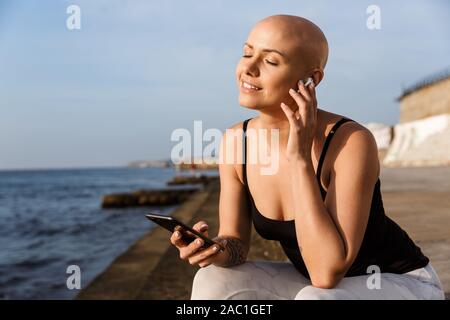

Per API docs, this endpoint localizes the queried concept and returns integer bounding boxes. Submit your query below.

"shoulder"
[319,111,377,153]
[226,120,247,133]
[331,118,380,178]
[220,120,247,150]
[338,120,377,148]
[219,120,248,185]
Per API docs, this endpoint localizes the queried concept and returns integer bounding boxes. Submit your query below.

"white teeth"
[242,81,260,90]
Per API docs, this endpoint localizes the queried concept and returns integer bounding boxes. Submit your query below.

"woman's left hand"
[280,79,318,163]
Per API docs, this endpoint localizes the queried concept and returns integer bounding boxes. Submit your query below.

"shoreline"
[76,182,213,299]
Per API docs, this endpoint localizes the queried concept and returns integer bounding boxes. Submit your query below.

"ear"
[311,69,325,86]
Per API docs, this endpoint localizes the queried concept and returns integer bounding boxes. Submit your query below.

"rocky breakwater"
[101,174,219,208]
[166,174,219,186]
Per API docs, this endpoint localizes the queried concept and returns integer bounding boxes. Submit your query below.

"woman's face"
[235,23,309,112]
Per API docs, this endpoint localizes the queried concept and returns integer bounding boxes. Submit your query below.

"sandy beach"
[77,166,450,300]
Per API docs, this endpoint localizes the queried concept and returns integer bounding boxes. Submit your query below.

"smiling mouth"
[240,81,262,91]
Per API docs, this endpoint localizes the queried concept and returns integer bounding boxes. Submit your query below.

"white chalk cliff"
[383,114,450,167]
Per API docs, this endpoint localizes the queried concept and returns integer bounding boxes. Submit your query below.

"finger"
[192,220,208,232]
[281,103,300,134]
[179,237,205,260]
[178,221,209,241]
[305,81,317,121]
[297,80,312,102]
[170,230,189,248]
[188,243,222,265]
[173,227,196,244]
[192,221,209,237]
[196,252,219,268]
[308,80,316,102]
[183,221,208,238]
[294,83,310,121]
[280,103,300,131]
[212,237,227,253]
[198,261,212,268]
[289,88,306,111]
[308,81,317,114]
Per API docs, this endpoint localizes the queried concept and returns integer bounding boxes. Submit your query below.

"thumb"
[199,223,209,237]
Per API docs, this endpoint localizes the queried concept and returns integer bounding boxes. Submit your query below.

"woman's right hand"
[170,220,226,268]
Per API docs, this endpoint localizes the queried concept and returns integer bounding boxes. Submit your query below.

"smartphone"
[145,213,223,251]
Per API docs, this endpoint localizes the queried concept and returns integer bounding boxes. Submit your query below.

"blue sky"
[0,0,448,169]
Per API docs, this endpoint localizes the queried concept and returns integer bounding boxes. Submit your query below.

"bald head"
[236,15,329,111]
[252,14,329,71]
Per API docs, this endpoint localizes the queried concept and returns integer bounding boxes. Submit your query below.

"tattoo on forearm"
[213,236,246,267]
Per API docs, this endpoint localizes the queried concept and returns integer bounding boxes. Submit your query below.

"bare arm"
[281,79,379,288]
[170,123,252,268]
[212,124,252,267]
[290,125,379,288]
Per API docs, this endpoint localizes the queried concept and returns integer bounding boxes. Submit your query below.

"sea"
[0,167,211,299]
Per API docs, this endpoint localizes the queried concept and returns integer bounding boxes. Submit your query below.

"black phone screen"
[145,213,218,248]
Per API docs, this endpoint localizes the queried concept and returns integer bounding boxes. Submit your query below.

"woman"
[170,14,445,299]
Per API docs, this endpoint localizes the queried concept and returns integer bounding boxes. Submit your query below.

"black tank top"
[242,117,429,278]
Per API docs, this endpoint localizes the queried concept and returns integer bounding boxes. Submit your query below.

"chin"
[240,103,261,111]
[238,96,263,110]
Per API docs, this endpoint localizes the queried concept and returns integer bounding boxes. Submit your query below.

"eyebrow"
[243,42,288,60]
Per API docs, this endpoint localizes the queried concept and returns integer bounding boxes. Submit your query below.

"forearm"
[290,160,347,277]
[211,236,247,267]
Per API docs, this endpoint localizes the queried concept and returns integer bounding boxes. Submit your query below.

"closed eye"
[241,55,278,66]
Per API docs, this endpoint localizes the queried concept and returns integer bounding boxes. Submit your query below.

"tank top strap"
[316,117,354,189]
[243,117,353,192]
[242,118,252,186]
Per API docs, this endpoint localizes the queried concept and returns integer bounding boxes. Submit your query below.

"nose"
[242,57,260,77]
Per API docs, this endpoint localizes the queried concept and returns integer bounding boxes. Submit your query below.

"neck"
[257,110,290,131]
[252,108,325,158]
[256,107,323,129]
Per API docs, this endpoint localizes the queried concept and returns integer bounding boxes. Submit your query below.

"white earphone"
[297,77,314,92]
[304,77,314,87]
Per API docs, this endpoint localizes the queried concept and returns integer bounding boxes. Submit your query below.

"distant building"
[174,157,218,171]
[384,69,450,167]
[127,160,171,168]
[397,69,450,123]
